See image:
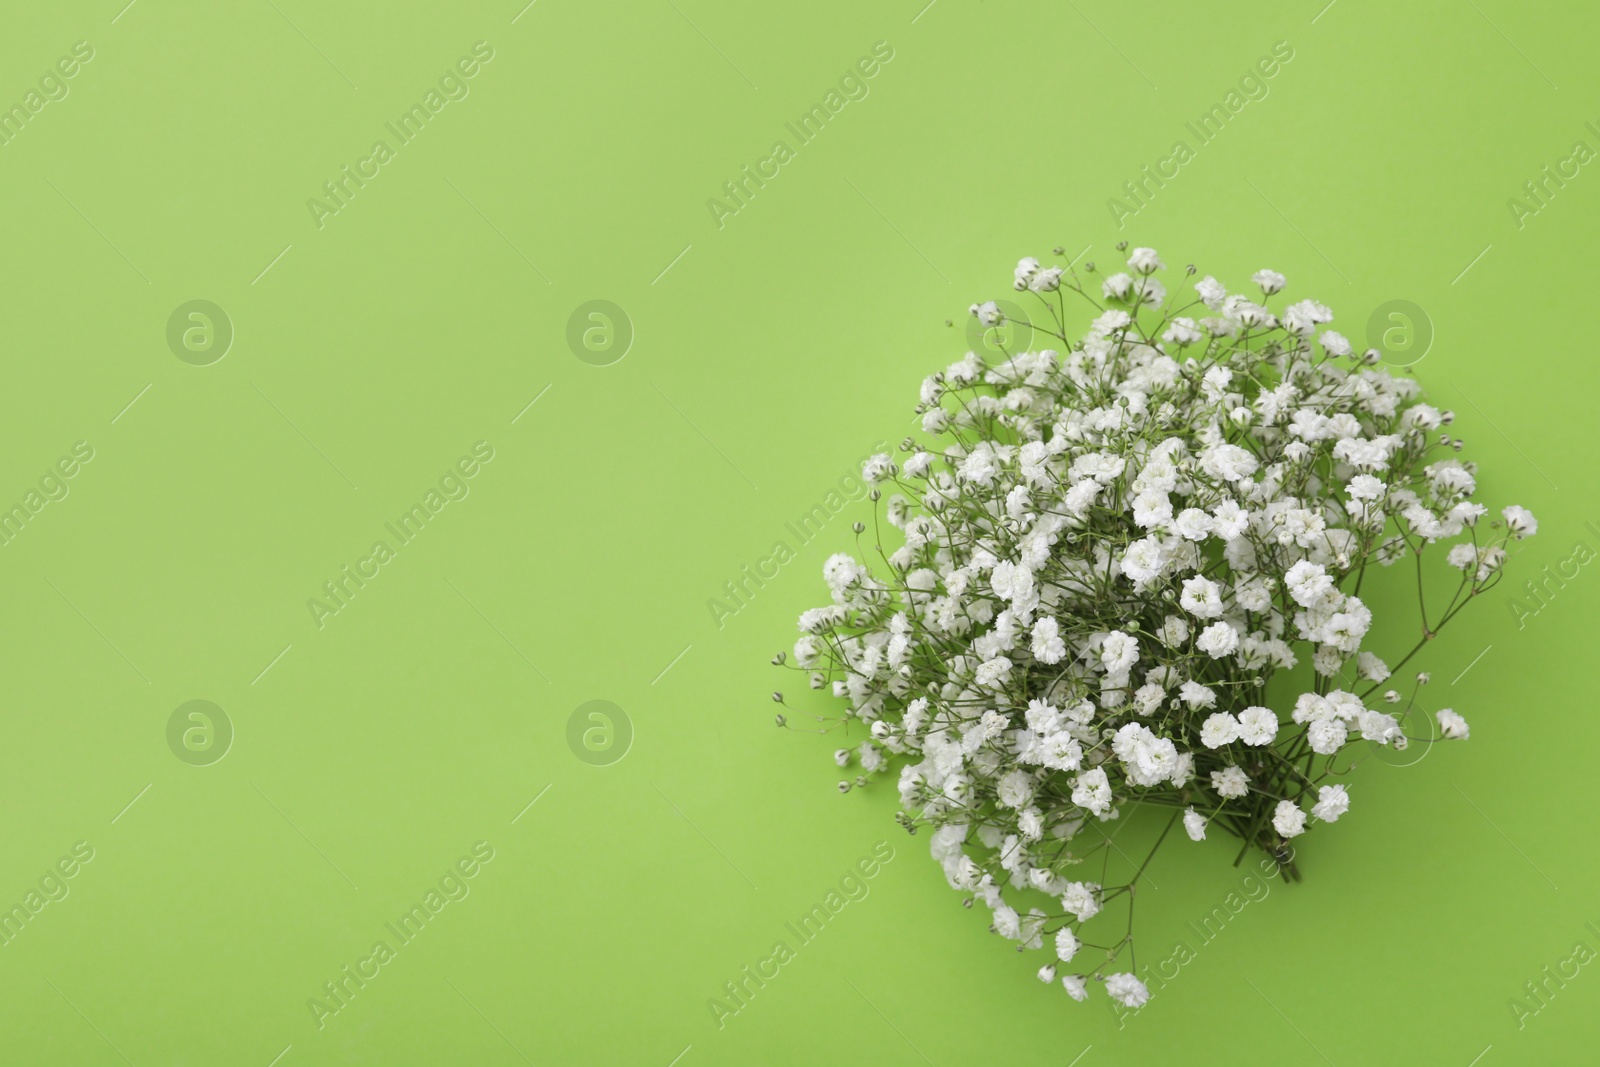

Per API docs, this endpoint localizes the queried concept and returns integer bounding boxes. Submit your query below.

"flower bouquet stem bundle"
[774,244,1535,1008]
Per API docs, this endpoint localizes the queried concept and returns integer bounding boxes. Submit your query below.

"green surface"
[0,0,1594,1063]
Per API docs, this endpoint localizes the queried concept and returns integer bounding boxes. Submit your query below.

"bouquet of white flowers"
[776,245,1536,1008]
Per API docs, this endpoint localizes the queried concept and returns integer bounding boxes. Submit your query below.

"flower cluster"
[778,246,1535,1008]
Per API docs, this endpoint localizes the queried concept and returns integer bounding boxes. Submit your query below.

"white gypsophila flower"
[1055,927,1080,962]
[1163,317,1202,346]
[1200,443,1259,483]
[1212,765,1250,798]
[1128,247,1164,274]
[1356,651,1390,682]
[1031,616,1067,663]
[1103,272,1135,301]
[1105,973,1151,1007]
[1101,630,1140,674]
[1200,712,1239,749]
[1071,768,1113,817]
[1273,801,1307,838]
[1502,505,1538,538]
[862,453,895,484]
[1180,576,1226,619]
[1060,881,1102,923]
[1319,330,1353,357]
[1196,621,1240,658]
[788,248,1534,1011]
[1236,706,1278,745]
[1311,785,1350,822]
[1307,718,1347,755]
[1014,257,1041,289]
[1252,268,1286,295]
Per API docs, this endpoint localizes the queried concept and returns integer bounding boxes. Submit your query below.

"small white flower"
[1180,576,1225,619]
[1037,964,1058,984]
[1173,507,1214,541]
[997,768,1034,809]
[1091,309,1132,336]
[1356,651,1390,682]
[1252,268,1286,295]
[1031,616,1067,664]
[1071,768,1113,817]
[1502,505,1538,538]
[1199,443,1259,483]
[1060,881,1102,922]
[861,453,894,484]
[1285,560,1333,607]
[1199,712,1239,749]
[1311,784,1350,822]
[1282,299,1333,336]
[1101,631,1140,674]
[1212,765,1250,798]
[1102,272,1135,301]
[1128,247,1164,274]
[1061,975,1089,1001]
[1183,807,1207,841]
[1013,257,1041,289]
[1105,973,1150,1007]
[1236,706,1278,745]
[969,300,1002,326]
[974,656,1013,688]
[1212,499,1250,540]
[1319,330,1353,356]
[1159,615,1190,646]
[1196,621,1240,658]
[1437,708,1470,739]
[1346,475,1385,501]
[1307,718,1348,754]
[1272,801,1307,838]
[1055,927,1080,962]
[1163,317,1202,346]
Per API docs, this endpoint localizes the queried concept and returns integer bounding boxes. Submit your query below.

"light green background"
[1,0,1595,1063]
